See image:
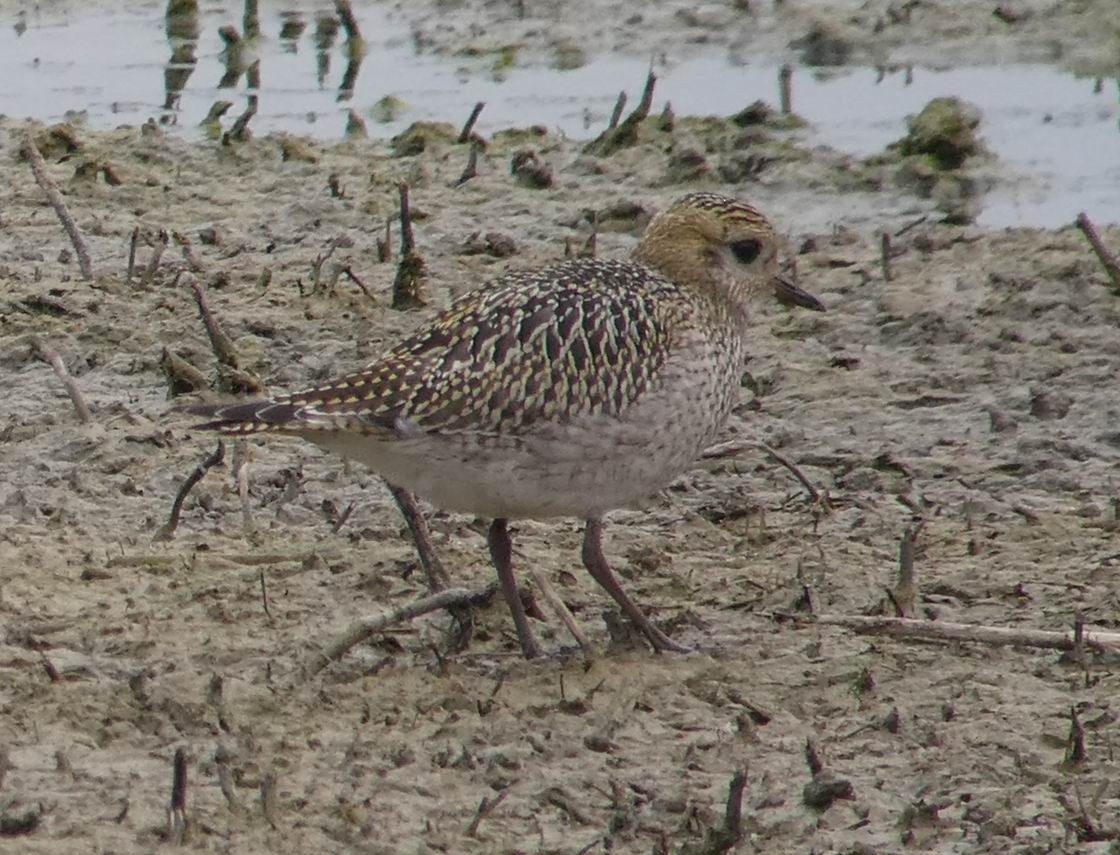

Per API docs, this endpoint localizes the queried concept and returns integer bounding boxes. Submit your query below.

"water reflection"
[163,0,198,112]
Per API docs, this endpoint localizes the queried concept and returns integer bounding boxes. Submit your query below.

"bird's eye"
[730,238,762,264]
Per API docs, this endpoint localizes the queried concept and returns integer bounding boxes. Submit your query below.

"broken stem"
[20,132,94,280]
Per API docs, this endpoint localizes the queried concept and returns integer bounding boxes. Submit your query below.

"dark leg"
[581,518,690,654]
[386,481,473,651]
[487,519,543,659]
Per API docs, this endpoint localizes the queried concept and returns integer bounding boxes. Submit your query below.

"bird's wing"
[188,259,689,439]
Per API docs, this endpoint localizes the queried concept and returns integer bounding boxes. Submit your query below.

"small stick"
[890,525,918,617]
[607,91,627,129]
[703,770,748,854]
[398,181,416,256]
[169,747,188,844]
[40,652,62,683]
[259,569,272,623]
[215,744,241,814]
[1075,212,1120,291]
[341,265,376,302]
[391,181,428,309]
[140,229,170,287]
[778,64,793,114]
[189,279,241,369]
[155,441,226,541]
[454,144,479,187]
[1065,705,1087,765]
[304,583,495,675]
[20,133,94,280]
[466,789,509,837]
[457,101,485,143]
[815,613,1120,655]
[126,227,140,282]
[236,446,253,531]
[880,232,893,282]
[528,566,593,655]
[259,771,278,828]
[331,501,357,534]
[701,438,826,506]
[174,231,205,273]
[31,336,92,424]
[376,218,392,262]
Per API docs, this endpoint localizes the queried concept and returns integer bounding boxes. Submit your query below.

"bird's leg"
[581,518,690,654]
[386,482,473,651]
[487,518,544,659]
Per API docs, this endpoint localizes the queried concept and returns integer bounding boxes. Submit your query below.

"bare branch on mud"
[528,566,593,655]
[155,440,226,541]
[454,143,479,187]
[1075,212,1120,292]
[457,101,485,143]
[215,743,242,814]
[887,523,920,617]
[814,614,1120,656]
[702,439,828,508]
[140,229,170,287]
[168,747,188,844]
[304,583,496,676]
[341,265,376,302]
[127,226,140,282]
[391,181,428,309]
[20,132,94,280]
[31,336,92,424]
[465,788,509,837]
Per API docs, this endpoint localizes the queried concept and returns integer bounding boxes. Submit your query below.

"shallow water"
[2,1,1117,228]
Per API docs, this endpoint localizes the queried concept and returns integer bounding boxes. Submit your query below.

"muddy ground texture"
[3,3,1120,852]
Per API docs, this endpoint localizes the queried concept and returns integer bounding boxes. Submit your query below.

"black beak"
[772,275,826,312]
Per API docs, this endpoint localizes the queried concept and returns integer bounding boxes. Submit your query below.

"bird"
[185,192,823,659]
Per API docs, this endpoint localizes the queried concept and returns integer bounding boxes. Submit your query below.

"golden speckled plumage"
[185,192,821,658]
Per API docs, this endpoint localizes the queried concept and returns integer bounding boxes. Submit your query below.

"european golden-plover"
[187,192,822,659]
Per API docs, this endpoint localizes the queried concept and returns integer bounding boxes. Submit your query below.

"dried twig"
[31,336,92,423]
[259,771,278,828]
[235,443,253,531]
[140,229,170,287]
[155,441,226,541]
[528,566,593,655]
[188,279,241,370]
[376,218,392,262]
[20,133,94,280]
[174,231,205,273]
[888,525,919,617]
[127,226,140,282]
[304,583,496,675]
[458,101,485,143]
[880,232,893,282]
[391,181,428,309]
[1065,705,1087,765]
[466,789,509,837]
[701,439,827,507]
[454,144,479,187]
[1075,212,1120,292]
[215,743,241,814]
[168,747,188,844]
[700,770,748,854]
[259,570,272,623]
[815,614,1120,655]
[341,265,376,302]
[607,91,627,129]
[584,68,656,156]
